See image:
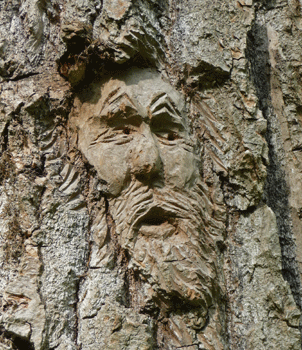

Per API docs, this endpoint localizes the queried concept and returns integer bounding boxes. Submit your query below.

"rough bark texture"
[0,0,302,349]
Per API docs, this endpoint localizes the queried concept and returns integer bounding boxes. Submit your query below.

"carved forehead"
[113,68,185,109]
[78,68,185,119]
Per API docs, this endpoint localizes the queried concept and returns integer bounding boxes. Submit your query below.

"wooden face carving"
[77,67,199,197]
[73,68,215,343]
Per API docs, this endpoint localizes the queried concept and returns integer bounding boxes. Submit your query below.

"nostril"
[135,164,153,175]
[134,164,164,186]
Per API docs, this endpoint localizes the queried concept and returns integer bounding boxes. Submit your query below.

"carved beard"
[109,180,217,313]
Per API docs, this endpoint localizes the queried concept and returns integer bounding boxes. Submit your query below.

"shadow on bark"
[246,19,302,313]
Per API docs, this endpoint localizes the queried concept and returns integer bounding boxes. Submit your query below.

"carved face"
[74,68,215,317]
[77,68,199,197]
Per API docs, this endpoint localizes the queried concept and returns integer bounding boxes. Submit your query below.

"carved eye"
[167,132,177,141]
[123,127,131,135]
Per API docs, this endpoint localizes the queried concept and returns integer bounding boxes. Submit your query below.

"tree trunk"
[0,0,302,349]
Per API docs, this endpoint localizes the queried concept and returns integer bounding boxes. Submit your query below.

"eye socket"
[123,127,131,135]
[154,130,181,144]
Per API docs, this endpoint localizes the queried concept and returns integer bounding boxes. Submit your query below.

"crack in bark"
[246,7,302,339]
[172,344,200,349]
[0,72,40,83]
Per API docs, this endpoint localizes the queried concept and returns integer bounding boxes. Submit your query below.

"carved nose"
[130,128,162,182]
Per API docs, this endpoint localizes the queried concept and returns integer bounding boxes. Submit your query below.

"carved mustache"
[115,182,203,229]
[111,180,211,245]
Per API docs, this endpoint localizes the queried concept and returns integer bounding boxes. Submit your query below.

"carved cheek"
[161,146,197,188]
[88,144,131,196]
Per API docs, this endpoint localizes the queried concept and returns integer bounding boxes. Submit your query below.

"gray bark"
[0,0,302,349]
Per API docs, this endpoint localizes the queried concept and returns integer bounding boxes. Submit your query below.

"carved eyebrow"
[149,93,183,124]
[100,87,121,110]
[99,87,137,112]
[149,92,167,109]
[99,91,139,121]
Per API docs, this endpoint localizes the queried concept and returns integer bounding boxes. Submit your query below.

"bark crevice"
[246,10,302,316]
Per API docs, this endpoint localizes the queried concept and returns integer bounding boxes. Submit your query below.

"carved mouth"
[136,207,176,238]
[141,215,167,226]
[137,207,173,226]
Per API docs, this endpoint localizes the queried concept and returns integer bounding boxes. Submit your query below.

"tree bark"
[0,0,302,349]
